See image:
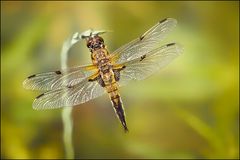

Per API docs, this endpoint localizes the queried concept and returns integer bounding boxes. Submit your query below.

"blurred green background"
[1,1,239,159]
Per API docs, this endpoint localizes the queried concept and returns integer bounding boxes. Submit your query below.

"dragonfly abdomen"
[108,89,128,132]
[97,55,128,132]
[104,79,128,132]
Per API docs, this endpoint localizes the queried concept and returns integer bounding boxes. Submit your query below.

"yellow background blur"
[1,1,239,159]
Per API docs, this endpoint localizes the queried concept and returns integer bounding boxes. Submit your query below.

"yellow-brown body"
[89,44,128,132]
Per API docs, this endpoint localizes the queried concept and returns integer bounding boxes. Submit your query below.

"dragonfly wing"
[23,64,97,91]
[118,43,183,86]
[33,79,105,110]
[111,18,177,64]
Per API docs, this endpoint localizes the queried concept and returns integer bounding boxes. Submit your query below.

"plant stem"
[60,32,82,159]
[62,107,74,159]
[60,36,76,159]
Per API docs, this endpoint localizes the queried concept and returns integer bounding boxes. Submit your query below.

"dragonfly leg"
[88,71,100,81]
[84,64,98,71]
[88,71,105,87]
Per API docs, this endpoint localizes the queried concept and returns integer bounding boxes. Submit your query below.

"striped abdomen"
[105,83,128,132]
[92,48,128,132]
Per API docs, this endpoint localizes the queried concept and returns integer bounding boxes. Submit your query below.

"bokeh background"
[1,1,239,159]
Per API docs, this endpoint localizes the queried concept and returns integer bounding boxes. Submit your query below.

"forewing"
[33,79,105,110]
[111,18,177,64]
[118,43,183,86]
[23,64,96,91]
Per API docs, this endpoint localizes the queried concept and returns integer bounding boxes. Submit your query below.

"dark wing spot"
[140,54,146,61]
[159,18,168,24]
[139,35,144,41]
[27,74,36,79]
[55,71,61,75]
[67,85,73,88]
[122,65,126,69]
[166,43,176,47]
[36,93,44,99]
[88,79,94,82]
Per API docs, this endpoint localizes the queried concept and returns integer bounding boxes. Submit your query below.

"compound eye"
[87,41,92,48]
[98,37,104,43]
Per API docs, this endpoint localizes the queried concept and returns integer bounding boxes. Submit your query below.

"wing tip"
[32,100,49,110]
[175,43,184,55]
[165,43,184,55]
[32,96,67,110]
[176,45,184,56]
[22,79,31,89]
[32,106,41,110]
[32,96,43,110]
[23,75,38,90]
[32,103,41,110]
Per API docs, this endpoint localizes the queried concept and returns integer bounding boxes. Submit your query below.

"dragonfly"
[23,18,183,132]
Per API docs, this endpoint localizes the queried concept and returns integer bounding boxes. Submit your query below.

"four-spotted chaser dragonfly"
[23,18,183,132]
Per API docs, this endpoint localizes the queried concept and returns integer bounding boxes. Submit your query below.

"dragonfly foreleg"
[88,71,105,87]
[88,71,100,81]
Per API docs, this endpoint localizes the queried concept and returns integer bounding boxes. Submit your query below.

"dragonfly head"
[86,35,105,51]
[80,29,107,51]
